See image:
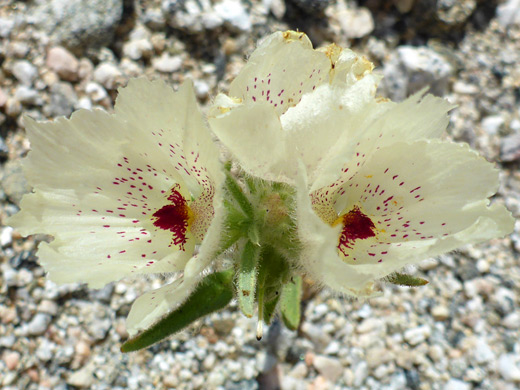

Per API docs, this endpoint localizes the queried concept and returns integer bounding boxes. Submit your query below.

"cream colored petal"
[229,31,331,116]
[9,78,224,287]
[301,140,513,293]
[209,101,297,183]
[310,91,455,193]
[295,162,380,295]
[125,250,216,336]
[280,72,380,184]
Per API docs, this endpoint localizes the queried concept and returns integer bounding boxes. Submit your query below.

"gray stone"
[87,318,112,341]
[436,0,476,26]
[27,313,52,336]
[162,0,223,32]
[1,159,31,205]
[44,82,78,117]
[11,60,38,86]
[501,134,520,162]
[29,0,123,50]
[382,46,454,101]
[14,86,42,105]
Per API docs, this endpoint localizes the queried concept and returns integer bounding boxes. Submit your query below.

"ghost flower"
[208,30,514,297]
[9,78,225,335]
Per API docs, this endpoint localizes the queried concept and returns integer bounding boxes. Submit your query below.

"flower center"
[152,186,194,250]
[333,206,376,256]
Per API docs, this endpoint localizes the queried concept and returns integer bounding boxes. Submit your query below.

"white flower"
[208,30,380,187]
[8,78,225,335]
[208,31,514,296]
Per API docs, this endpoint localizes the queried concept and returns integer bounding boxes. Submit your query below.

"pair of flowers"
[9,31,513,349]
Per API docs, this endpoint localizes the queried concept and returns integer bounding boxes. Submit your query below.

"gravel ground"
[1,0,520,389]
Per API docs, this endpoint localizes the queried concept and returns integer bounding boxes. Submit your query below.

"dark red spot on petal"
[152,187,191,250]
[337,206,376,256]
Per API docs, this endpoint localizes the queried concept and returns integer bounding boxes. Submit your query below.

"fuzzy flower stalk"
[9,31,514,351]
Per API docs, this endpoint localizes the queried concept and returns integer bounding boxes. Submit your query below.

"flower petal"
[9,79,224,287]
[229,31,331,116]
[309,91,455,192]
[300,140,514,294]
[209,99,296,183]
[125,251,215,336]
[280,71,379,186]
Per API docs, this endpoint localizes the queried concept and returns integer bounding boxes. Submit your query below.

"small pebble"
[11,60,38,86]
[46,47,79,81]
[152,53,182,73]
[4,351,20,370]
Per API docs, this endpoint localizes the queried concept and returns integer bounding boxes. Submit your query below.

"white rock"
[202,353,216,370]
[85,82,108,102]
[313,355,343,382]
[0,17,15,38]
[123,39,153,60]
[77,96,92,110]
[67,366,95,388]
[12,60,38,86]
[337,7,374,39]
[444,379,471,390]
[404,325,431,346]
[498,354,520,382]
[27,313,52,336]
[214,0,251,31]
[496,0,520,27]
[357,317,384,334]
[503,312,520,329]
[152,53,182,73]
[473,339,495,364]
[207,371,225,387]
[14,86,41,105]
[0,226,13,247]
[481,115,505,135]
[353,361,368,387]
[93,63,123,89]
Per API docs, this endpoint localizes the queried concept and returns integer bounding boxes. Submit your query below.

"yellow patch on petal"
[282,30,307,41]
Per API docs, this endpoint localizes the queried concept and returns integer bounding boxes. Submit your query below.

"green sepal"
[387,273,429,287]
[248,224,260,246]
[225,172,254,219]
[262,294,280,325]
[237,241,260,318]
[280,275,302,331]
[121,269,234,352]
